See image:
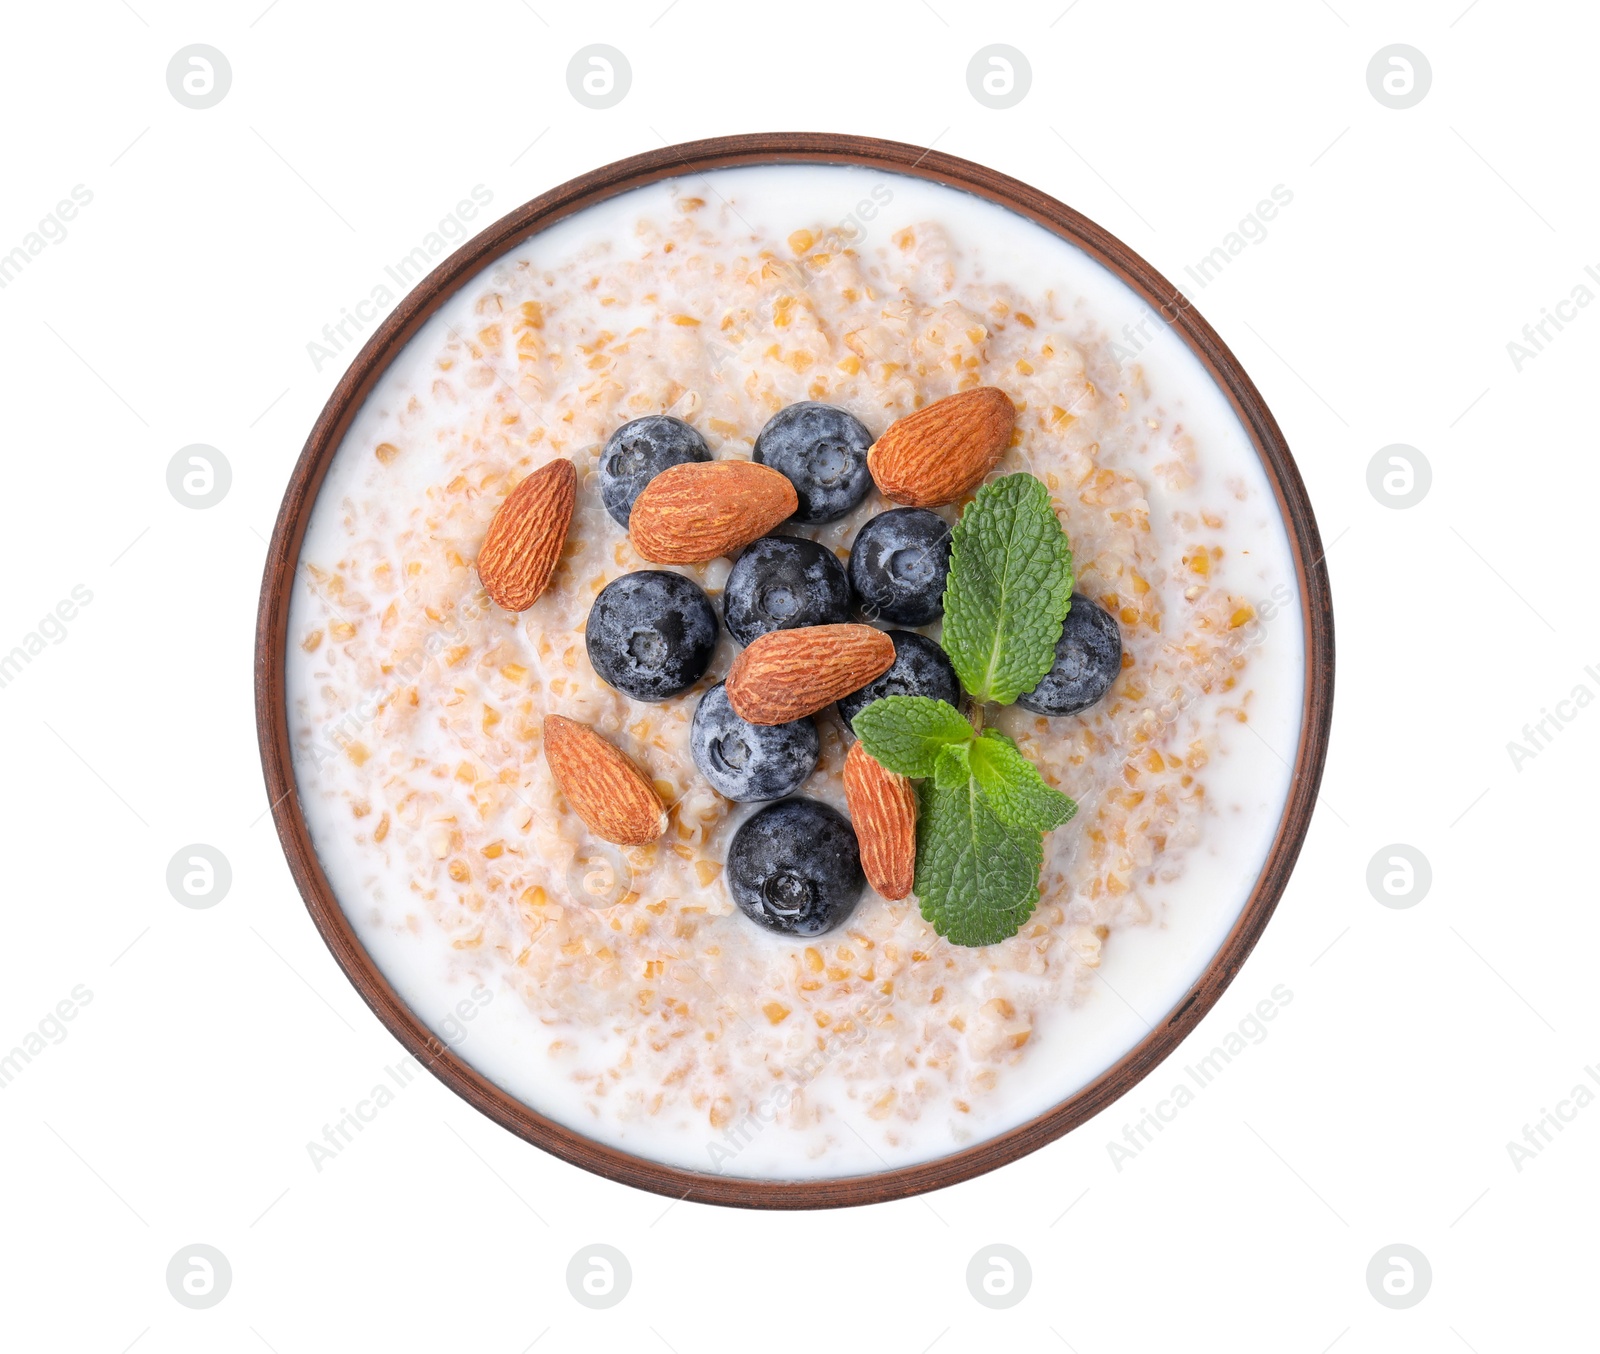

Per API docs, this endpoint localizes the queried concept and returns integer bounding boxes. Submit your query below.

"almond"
[629,460,798,564]
[542,715,667,846]
[867,387,1015,507]
[725,624,895,725]
[477,458,576,611]
[844,741,917,900]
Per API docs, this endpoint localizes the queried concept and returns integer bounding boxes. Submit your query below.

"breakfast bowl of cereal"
[255,133,1334,1207]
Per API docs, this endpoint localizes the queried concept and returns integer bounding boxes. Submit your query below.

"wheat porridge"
[284,165,1305,1178]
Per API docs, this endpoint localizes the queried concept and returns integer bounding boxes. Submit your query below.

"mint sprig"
[848,472,1081,948]
[854,696,974,778]
[941,473,1075,705]
[856,703,1077,834]
[914,776,1044,946]
[969,731,1077,832]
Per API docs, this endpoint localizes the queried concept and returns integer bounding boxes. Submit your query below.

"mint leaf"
[932,741,971,789]
[914,777,1043,946]
[853,696,973,778]
[941,473,1074,705]
[969,730,1077,831]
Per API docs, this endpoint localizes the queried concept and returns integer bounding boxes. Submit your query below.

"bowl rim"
[254,131,1335,1210]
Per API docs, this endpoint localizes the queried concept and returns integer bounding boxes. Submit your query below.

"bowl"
[255,132,1334,1208]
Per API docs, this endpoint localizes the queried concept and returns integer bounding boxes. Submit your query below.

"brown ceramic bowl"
[255,132,1335,1209]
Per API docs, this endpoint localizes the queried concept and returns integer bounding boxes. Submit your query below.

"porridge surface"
[286,167,1303,1177]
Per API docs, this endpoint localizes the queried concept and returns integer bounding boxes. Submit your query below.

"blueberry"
[586,570,718,701]
[837,630,961,730]
[752,402,874,524]
[690,683,819,802]
[847,508,952,625]
[726,798,864,937]
[1016,594,1122,717]
[599,415,711,527]
[722,535,853,647]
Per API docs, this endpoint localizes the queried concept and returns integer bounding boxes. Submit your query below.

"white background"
[0,0,1592,1349]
